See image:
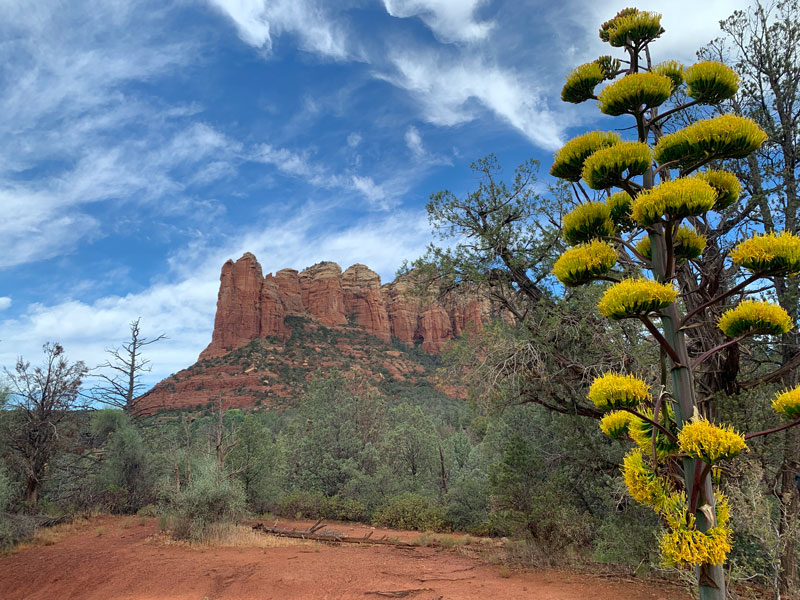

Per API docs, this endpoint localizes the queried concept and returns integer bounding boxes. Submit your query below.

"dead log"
[364,589,433,598]
[252,522,417,547]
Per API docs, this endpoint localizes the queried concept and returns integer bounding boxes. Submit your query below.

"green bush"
[166,460,246,542]
[276,491,366,522]
[372,493,446,531]
[277,490,328,519]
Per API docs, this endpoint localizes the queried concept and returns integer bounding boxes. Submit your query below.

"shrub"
[276,491,367,522]
[372,493,446,531]
[166,460,246,542]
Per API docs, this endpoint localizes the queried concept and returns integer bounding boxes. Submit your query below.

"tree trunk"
[779,427,800,598]
[650,216,726,599]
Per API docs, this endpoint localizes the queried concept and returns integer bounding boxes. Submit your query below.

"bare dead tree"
[92,318,166,414]
[3,343,88,509]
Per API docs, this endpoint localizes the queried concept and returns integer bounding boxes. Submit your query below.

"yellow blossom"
[696,170,741,210]
[550,131,620,181]
[655,114,767,169]
[729,231,800,276]
[599,9,663,47]
[605,190,633,228]
[628,407,680,458]
[636,227,706,262]
[718,299,793,337]
[588,372,650,410]
[684,61,739,104]
[598,277,677,319]
[677,418,747,463]
[562,201,614,245]
[561,62,605,104]
[631,178,716,225]
[599,410,633,438]
[772,385,800,420]
[653,60,684,90]
[660,524,732,567]
[582,141,652,190]
[622,449,669,510]
[553,240,617,287]
[598,72,673,116]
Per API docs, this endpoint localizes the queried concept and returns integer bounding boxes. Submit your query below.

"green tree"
[548,7,800,599]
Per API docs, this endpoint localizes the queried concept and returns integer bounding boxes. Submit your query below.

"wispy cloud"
[382,0,494,43]
[205,0,353,59]
[0,208,433,386]
[380,48,564,150]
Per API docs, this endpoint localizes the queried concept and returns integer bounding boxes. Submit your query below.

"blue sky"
[0,0,750,388]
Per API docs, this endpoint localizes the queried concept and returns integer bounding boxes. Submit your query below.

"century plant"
[551,8,800,599]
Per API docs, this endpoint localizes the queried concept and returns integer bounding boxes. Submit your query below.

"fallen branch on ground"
[252,520,417,547]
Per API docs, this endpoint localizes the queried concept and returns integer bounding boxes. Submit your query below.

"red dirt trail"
[0,516,689,600]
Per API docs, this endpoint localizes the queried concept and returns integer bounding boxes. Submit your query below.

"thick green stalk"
[645,171,726,599]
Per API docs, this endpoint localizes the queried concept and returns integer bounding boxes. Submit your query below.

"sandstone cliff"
[136,253,501,415]
[199,253,492,359]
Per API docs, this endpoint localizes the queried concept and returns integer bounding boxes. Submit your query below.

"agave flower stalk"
[548,8,800,599]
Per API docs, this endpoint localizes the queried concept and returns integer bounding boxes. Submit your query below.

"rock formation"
[137,253,499,415]
[199,253,494,360]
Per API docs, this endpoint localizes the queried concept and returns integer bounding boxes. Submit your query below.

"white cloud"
[351,175,387,207]
[206,0,352,59]
[347,132,362,148]
[381,48,564,150]
[0,209,433,386]
[404,125,452,165]
[251,142,403,208]
[405,126,425,157]
[0,122,241,268]
[0,297,11,311]
[383,0,494,43]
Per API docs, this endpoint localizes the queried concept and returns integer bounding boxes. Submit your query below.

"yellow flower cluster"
[582,141,652,190]
[561,62,605,104]
[623,449,670,510]
[654,60,684,90]
[588,372,650,410]
[550,131,620,181]
[729,231,800,276]
[718,299,793,337]
[677,418,747,463]
[600,410,633,438]
[553,240,617,287]
[636,227,706,262]
[654,114,768,169]
[598,277,677,319]
[696,169,741,210]
[631,178,716,225]
[628,408,680,458]
[599,9,663,47]
[598,72,673,116]
[562,201,614,245]
[772,385,800,420]
[684,61,739,104]
[605,191,633,227]
[660,523,732,567]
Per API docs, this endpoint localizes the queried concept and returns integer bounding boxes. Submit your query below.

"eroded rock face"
[342,264,391,342]
[299,262,347,327]
[198,253,502,360]
[199,253,268,360]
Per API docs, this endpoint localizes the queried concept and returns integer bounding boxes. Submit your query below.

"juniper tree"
[550,8,800,599]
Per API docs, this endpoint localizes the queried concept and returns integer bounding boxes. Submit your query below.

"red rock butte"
[200,253,490,358]
[135,253,503,414]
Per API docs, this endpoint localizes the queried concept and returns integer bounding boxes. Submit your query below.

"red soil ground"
[0,515,689,600]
